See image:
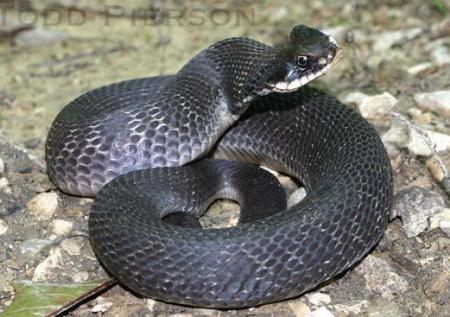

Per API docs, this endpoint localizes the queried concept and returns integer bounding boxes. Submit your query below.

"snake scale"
[45,25,393,308]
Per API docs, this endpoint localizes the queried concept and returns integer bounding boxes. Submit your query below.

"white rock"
[0,219,8,235]
[289,301,311,317]
[306,292,331,306]
[407,62,433,75]
[91,297,113,313]
[0,157,4,173]
[288,187,307,207]
[72,271,89,283]
[61,239,82,256]
[382,119,409,147]
[268,6,288,24]
[310,306,335,317]
[414,90,450,118]
[332,301,368,315]
[431,46,450,65]
[429,208,450,237]
[356,255,409,300]
[407,127,450,157]
[373,28,422,52]
[32,248,64,282]
[27,192,58,220]
[344,92,397,119]
[0,177,9,189]
[20,239,51,256]
[51,219,73,236]
[392,186,445,237]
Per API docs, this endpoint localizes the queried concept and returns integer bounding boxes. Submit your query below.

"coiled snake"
[46,25,393,308]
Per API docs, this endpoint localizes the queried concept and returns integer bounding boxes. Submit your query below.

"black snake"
[45,25,393,308]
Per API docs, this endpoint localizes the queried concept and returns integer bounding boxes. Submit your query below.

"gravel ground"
[0,1,449,316]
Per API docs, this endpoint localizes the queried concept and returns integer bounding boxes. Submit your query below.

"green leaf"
[1,280,109,317]
[432,0,448,16]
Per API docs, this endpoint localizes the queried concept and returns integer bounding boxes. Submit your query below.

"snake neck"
[174,37,278,115]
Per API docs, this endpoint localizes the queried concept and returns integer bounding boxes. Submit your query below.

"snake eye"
[296,55,308,68]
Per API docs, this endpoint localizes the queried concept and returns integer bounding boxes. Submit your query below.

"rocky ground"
[0,0,450,316]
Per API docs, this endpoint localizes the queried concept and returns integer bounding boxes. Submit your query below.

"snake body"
[46,25,393,308]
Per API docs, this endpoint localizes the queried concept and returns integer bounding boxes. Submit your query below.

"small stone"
[332,301,368,315]
[426,158,445,182]
[145,299,156,312]
[0,177,9,189]
[289,301,311,317]
[27,192,58,221]
[344,92,397,119]
[382,119,409,147]
[51,219,73,236]
[372,28,422,52]
[407,127,450,157]
[310,306,335,317]
[407,62,433,75]
[431,46,450,65]
[268,6,288,24]
[91,297,113,313]
[278,175,299,196]
[0,157,4,173]
[0,219,8,235]
[32,248,64,282]
[14,28,69,47]
[392,186,445,237]
[72,271,89,283]
[414,90,450,118]
[306,292,331,306]
[60,239,82,256]
[429,208,450,237]
[20,239,52,256]
[356,255,409,300]
[288,187,307,207]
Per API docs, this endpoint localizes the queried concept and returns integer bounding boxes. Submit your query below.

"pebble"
[51,219,74,236]
[27,192,58,221]
[429,208,450,237]
[0,218,8,235]
[268,6,288,24]
[0,157,4,173]
[20,239,52,256]
[60,239,82,256]
[344,92,397,119]
[72,271,89,283]
[305,292,331,306]
[406,127,450,157]
[32,248,64,282]
[288,187,307,207]
[382,119,409,147]
[289,301,311,317]
[332,301,368,315]
[372,28,422,52]
[431,46,450,65]
[91,297,113,313]
[310,306,335,317]
[391,186,444,238]
[0,177,10,191]
[13,28,69,47]
[356,255,409,300]
[407,62,433,75]
[414,90,450,118]
[426,158,445,182]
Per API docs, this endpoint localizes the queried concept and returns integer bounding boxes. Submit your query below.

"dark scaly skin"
[46,25,393,308]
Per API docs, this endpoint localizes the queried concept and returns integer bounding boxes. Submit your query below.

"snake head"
[266,25,343,93]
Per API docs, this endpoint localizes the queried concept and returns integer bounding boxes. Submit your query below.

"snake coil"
[46,25,393,308]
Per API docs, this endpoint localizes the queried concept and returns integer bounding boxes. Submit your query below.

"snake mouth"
[268,46,344,93]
